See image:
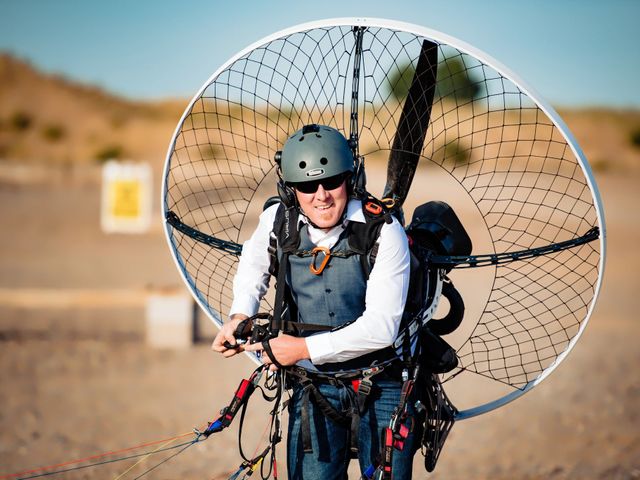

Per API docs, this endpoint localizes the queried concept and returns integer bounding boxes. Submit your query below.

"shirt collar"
[344,198,365,224]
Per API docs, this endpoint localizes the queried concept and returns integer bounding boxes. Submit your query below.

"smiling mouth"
[315,204,333,211]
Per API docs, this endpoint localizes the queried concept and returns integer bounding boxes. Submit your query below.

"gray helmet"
[278,124,354,184]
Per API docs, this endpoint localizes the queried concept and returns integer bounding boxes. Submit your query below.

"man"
[212,124,414,479]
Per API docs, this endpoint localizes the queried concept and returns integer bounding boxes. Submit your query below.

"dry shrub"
[42,124,66,142]
[94,144,124,163]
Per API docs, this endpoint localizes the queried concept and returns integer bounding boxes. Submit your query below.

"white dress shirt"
[229,199,410,365]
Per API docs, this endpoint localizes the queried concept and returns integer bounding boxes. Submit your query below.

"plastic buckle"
[365,201,383,215]
[358,378,373,397]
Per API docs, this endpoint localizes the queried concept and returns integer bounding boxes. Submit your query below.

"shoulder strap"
[269,203,301,276]
[347,194,394,278]
[272,203,301,253]
[268,203,301,333]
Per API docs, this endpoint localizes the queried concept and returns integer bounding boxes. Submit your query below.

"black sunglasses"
[292,173,348,194]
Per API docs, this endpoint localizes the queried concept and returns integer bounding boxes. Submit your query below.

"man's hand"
[243,334,310,371]
[212,314,248,357]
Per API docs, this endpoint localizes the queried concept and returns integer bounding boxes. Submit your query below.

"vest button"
[328,312,335,317]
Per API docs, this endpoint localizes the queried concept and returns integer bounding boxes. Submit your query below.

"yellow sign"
[109,180,141,218]
[101,161,152,233]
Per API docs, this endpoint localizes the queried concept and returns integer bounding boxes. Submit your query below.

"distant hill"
[0,53,638,172]
[0,53,183,165]
[558,107,640,172]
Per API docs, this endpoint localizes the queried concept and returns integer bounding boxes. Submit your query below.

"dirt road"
[0,169,637,479]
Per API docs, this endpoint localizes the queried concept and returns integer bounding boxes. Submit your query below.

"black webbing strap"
[350,414,359,456]
[270,250,290,334]
[282,321,333,336]
[349,376,374,456]
[268,202,298,330]
[261,339,285,370]
[348,204,388,281]
[402,327,413,373]
[299,379,351,453]
[286,366,382,456]
[267,232,279,277]
[302,370,381,456]
[269,253,335,337]
[300,385,313,453]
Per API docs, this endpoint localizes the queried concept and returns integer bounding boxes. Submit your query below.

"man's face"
[294,174,348,229]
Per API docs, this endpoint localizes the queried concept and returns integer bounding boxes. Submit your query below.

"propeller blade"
[383,39,438,214]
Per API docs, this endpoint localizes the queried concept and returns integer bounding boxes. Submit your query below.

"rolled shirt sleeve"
[228,205,278,318]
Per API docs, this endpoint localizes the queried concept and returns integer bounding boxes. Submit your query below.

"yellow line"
[111,437,180,480]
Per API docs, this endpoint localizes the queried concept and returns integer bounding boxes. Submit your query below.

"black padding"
[272,203,301,253]
[419,327,458,374]
[407,201,472,256]
[263,195,281,211]
[428,281,465,336]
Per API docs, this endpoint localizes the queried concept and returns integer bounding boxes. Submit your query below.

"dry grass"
[1,54,639,179]
[0,54,183,170]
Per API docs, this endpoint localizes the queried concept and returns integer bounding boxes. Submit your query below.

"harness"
[266,195,405,456]
[236,194,471,475]
[267,195,392,336]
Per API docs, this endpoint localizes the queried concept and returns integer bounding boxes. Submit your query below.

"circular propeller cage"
[163,18,605,418]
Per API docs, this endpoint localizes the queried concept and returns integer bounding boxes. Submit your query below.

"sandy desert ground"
[0,160,637,480]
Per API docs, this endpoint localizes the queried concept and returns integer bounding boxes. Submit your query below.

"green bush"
[10,111,33,131]
[42,124,66,142]
[94,144,124,163]
[630,127,640,148]
[436,56,482,102]
[445,140,470,165]
[590,158,611,172]
[200,144,220,160]
[386,55,483,103]
[386,62,416,103]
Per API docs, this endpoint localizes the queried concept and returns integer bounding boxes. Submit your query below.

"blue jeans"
[287,379,416,479]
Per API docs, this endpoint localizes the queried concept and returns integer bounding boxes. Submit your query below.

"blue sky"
[1,0,639,108]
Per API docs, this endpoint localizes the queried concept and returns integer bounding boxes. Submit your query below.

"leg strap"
[300,385,313,454]
[299,380,350,454]
[350,376,374,456]
[290,368,383,457]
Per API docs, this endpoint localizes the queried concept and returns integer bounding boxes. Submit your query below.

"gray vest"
[287,224,367,331]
